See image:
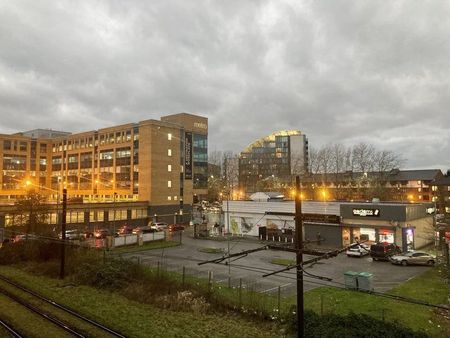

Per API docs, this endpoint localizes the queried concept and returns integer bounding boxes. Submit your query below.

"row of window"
[52,128,139,153]
[4,208,147,226]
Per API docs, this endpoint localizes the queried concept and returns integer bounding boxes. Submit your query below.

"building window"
[432,186,437,191]
[3,140,11,151]
[168,180,172,188]
[168,133,172,141]
[168,165,172,172]
[417,180,421,185]
[168,149,172,156]
[168,196,172,201]
[90,211,104,222]
[174,196,178,201]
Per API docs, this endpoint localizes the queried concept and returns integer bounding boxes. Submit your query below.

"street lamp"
[321,190,327,202]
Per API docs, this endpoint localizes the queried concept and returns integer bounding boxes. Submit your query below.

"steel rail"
[0,318,23,338]
[0,286,85,337]
[0,274,127,338]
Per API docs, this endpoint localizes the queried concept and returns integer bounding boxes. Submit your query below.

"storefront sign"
[184,132,193,180]
[352,208,380,217]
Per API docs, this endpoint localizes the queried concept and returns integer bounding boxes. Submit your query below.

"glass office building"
[239,130,308,194]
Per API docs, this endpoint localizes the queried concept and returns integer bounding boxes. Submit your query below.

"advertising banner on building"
[185,132,193,179]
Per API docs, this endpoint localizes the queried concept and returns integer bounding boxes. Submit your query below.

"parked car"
[370,243,401,261]
[346,243,370,257]
[132,226,155,234]
[13,234,38,242]
[168,224,185,232]
[150,222,168,231]
[58,229,82,240]
[390,251,436,266]
[94,229,110,239]
[117,225,134,235]
[82,230,94,239]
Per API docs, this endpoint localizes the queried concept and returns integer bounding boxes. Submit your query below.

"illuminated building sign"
[352,208,380,217]
[184,132,193,180]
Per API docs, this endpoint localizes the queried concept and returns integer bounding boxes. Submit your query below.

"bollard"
[157,261,160,276]
[285,237,287,243]
[182,266,185,286]
[239,278,242,308]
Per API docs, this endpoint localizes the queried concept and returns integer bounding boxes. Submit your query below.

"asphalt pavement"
[121,229,431,296]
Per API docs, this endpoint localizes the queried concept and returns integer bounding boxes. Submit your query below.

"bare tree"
[223,151,239,198]
[330,143,346,199]
[352,142,376,173]
[13,190,50,236]
[208,150,223,168]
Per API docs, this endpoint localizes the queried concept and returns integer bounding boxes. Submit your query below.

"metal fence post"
[239,278,242,308]
[277,285,281,315]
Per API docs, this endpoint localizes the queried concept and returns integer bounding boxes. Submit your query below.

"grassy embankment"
[304,267,450,337]
[0,265,282,338]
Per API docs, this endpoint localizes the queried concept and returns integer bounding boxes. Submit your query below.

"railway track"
[0,274,127,338]
[0,318,22,338]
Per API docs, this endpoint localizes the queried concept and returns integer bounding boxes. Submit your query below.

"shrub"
[286,309,427,337]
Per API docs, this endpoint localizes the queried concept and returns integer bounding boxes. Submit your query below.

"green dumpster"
[344,271,359,289]
[358,272,373,291]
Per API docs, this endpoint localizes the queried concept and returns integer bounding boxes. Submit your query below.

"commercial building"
[302,169,443,202]
[238,130,308,194]
[0,113,207,227]
[223,199,434,251]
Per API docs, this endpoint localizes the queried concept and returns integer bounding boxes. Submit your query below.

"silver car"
[149,222,168,231]
[346,243,370,257]
[390,251,436,266]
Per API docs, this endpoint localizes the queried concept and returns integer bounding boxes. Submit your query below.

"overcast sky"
[0,1,449,170]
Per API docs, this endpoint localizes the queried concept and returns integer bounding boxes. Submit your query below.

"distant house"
[431,171,450,215]
[301,169,443,202]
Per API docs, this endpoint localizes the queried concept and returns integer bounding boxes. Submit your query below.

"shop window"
[378,229,394,244]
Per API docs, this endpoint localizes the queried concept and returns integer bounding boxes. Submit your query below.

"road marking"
[261,283,291,293]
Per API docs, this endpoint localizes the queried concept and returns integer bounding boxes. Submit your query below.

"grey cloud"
[0,0,449,170]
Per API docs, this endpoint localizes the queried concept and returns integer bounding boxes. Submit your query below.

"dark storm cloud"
[0,0,448,169]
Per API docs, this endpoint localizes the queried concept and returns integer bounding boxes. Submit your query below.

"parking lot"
[121,231,433,296]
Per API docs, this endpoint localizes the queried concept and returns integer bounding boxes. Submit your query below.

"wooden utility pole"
[60,188,67,279]
[295,176,304,338]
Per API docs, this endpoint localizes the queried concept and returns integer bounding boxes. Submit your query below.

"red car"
[168,224,185,232]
